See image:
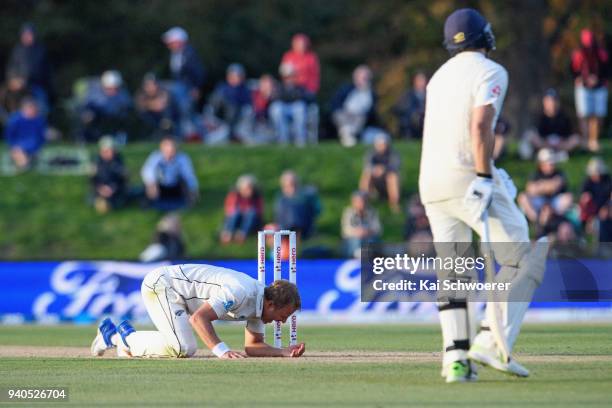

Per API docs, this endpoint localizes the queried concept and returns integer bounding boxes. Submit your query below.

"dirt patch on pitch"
[1,346,612,364]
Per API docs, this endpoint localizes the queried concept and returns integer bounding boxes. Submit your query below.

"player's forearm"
[471,105,496,175]
[189,315,222,350]
[244,342,285,357]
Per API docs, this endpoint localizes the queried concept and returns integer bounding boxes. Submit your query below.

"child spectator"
[0,71,31,124]
[141,136,199,211]
[359,132,401,212]
[135,73,176,137]
[139,213,185,262]
[571,29,609,152]
[251,74,277,143]
[220,174,263,244]
[5,97,46,171]
[280,33,320,94]
[341,191,381,258]
[331,65,377,147]
[404,194,434,256]
[579,157,611,230]
[393,71,427,139]
[518,148,573,223]
[274,170,321,239]
[598,199,612,244]
[79,70,132,142]
[269,64,314,146]
[207,63,253,143]
[91,136,128,214]
[523,89,579,158]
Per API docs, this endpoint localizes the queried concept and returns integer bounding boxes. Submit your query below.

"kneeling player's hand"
[283,343,306,358]
[220,351,247,359]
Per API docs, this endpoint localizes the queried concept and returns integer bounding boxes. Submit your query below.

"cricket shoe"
[91,318,117,356]
[445,360,477,383]
[468,344,529,377]
[116,320,135,357]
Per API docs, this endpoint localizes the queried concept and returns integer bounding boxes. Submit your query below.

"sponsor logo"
[223,300,234,311]
[175,310,184,317]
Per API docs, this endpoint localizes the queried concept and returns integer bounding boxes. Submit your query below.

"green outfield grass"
[1,140,610,260]
[0,324,611,407]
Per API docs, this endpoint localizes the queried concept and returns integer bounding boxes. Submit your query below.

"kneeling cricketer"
[91,264,305,359]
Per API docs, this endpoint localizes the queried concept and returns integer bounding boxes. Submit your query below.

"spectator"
[4,97,46,171]
[359,132,401,212]
[330,65,378,147]
[393,71,427,139]
[79,70,131,142]
[518,148,573,223]
[6,23,51,109]
[280,33,320,94]
[493,116,511,160]
[269,64,314,146]
[598,199,612,244]
[207,63,253,144]
[523,89,580,159]
[579,157,611,230]
[139,213,185,262]
[274,170,321,239]
[251,74,277,143]
[404,194,434,256]
[162,27,205,129]
[341,191,381,258]
[0,71,31,124]
[220,174,263,244]
[135,73,176,138]
[91,136,128,214]
[141,136,199,211]
[571,28,609,152]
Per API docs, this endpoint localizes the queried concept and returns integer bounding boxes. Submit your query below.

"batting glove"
[464,175,493,222]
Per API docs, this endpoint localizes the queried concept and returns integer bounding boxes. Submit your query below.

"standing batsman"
[91,264,305,359]
[419,9,548,383]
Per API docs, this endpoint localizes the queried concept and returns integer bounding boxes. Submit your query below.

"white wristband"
[211,342,230,358]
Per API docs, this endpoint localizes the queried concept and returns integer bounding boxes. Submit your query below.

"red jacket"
[281,50,320,94]
[224,190,263,216]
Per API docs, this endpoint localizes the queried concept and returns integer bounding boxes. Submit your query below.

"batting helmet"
[443,8,496,55]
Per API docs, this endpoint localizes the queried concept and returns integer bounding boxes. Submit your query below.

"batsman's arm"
[189,303,245,359]
[471,104,497,176]
[244,328,305,358]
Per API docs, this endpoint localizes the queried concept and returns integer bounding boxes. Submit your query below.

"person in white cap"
[79,70,131,142]
[162,26,205,128]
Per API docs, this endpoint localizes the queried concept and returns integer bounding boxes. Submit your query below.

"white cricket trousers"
[424,173,543,367]
[124,267,198,358]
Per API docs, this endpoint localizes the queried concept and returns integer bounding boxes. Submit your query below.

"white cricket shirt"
[159,264,265,334]
[419,51,508,203]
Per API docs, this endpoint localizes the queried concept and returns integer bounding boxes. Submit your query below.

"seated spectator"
[341,191,381,258]
[359,132,401,212]
[135,73,176,138]
[251,74,277,143]
[404,194,434,256]
[220,174,263,244]
[274,170,321,239]
[141,136,199,211]
[518,148,573,223]
[523,89,580,159]
[0,71,31,124]
[4,97,46,171]
[139,213,185,262]
[598,199,612,244]
[579,157,611,230]
[281,33,320,95]
[91,136,128,214]
[493,116,511,160]
[269,63,314,146]
[79,70,132,142]
[393,71,427,139]
[206,63,253,144]
[331,65,377,147]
